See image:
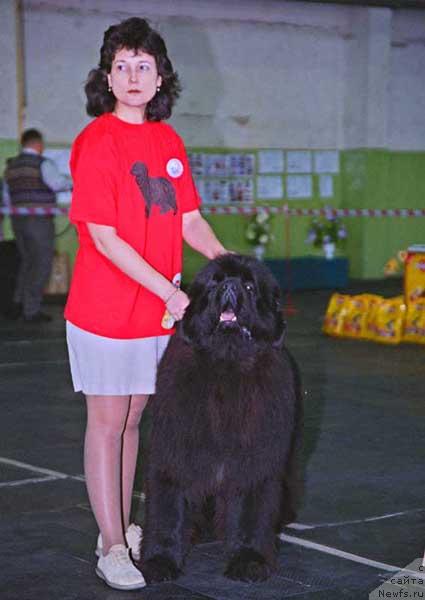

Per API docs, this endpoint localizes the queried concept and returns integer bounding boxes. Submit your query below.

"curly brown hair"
[85,17,181,121]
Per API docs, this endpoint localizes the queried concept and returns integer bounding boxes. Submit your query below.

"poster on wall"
[286,151,312,173]
[205,154,227,177]
[188,152,206,176]
[227,153,255,177]
[314,150,339,174]
[256,176,283,200]
[228,179,254,203]
[44,147,72,205]
[319,174,334,198]
[202,180,219,203]
[197,178,254,204]
[286,174,312,198]
[203,179,230,203]
[195,178,205,200]
[258,150,284,174]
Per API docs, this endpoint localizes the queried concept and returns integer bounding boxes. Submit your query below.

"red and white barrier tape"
[0,205,424,218]
[202,206,425,217]
[0,206,69,216]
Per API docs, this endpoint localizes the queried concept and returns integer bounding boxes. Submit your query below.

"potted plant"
[306,209,347,259]
[245,208,274,260]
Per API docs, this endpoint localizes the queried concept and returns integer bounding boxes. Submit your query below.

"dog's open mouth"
[220,310,237,323]
[218,310,252,339]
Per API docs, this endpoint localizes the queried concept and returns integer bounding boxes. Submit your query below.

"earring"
[156,86,161,92]
[108,85,112,92]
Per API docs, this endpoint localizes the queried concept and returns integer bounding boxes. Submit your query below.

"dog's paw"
[141,555,181,584]
[224,548,272,582]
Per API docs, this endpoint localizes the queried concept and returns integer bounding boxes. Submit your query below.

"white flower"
[256,209,269,224]
[259,234,269,244]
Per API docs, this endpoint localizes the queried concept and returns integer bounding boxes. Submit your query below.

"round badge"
[166,158,184,178]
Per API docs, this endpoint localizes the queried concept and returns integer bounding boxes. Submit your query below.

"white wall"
[1,0,424,151]
[161,15,347,148]
[389,9,425,150]
[21,0,350,148]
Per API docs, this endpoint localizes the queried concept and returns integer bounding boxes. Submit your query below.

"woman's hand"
[166,289,190,322]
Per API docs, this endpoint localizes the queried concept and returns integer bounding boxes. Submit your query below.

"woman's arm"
[182,209,227,259]
[87,223,188,319]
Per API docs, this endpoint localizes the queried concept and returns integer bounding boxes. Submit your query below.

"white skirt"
[66,321,170,396]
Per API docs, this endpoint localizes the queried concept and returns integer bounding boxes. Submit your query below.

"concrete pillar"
[0,0,20,140]
[343,7,392,149]
[366,8,391,148]
[342,7,392,278]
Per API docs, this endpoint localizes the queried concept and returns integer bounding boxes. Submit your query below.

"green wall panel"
[1,137,424,281]
[0,139,18,174]
[341,149,425,278]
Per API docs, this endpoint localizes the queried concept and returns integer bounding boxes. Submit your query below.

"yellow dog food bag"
[341,294,381,339]
[323,294,349,337]
[370,296,406,344]
[403,299,425,344]
[405,248,425,305]
[363,294,384,340]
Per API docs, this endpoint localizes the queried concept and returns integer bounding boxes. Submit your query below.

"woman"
[65,17,226,590]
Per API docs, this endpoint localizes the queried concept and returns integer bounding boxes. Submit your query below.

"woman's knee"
[86,395,130,439]
[125,394,149,430]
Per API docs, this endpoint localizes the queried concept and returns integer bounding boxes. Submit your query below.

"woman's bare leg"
[85,395,130,554]
[122,394,149,530]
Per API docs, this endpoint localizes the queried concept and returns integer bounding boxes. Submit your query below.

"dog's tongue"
[220,310,237,322]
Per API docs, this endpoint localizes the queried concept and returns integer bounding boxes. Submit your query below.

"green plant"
[245,209,274,247]
[306,210,347,248]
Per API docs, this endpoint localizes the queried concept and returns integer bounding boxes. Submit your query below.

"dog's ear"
[177,317,194,345]
[272,286,286,348]
[271,284,284,313]
[272,318,287,349]
[177,304,204,347]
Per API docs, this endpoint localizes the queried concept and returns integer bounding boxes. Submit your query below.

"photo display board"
[188,149,339,204]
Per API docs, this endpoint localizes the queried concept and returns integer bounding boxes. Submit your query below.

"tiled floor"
[0,278,424,599]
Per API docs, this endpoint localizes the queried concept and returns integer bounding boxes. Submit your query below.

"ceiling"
[304,0,425,8]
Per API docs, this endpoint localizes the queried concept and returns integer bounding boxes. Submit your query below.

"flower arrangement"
[245,208,274,248]
[306,210,347,249]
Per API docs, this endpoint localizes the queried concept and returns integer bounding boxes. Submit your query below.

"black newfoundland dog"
[141,254,302,583]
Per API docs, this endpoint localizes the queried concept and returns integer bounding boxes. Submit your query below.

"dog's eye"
[244,282,255,293]
[206,280,219,293]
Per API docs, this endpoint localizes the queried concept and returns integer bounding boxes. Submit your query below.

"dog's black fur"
[141,254,302,583]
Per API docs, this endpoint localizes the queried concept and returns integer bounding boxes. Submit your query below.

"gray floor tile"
[0,281,424,599]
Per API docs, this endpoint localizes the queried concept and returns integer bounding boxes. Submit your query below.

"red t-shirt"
[64,113,201,338]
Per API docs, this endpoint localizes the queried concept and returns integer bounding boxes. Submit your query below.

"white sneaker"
[95,544,146,590]
[95,523,143,561]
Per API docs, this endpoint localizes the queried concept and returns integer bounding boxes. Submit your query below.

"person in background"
[0,178,4,241]
[64,17,227,591]
[3,128,73,322]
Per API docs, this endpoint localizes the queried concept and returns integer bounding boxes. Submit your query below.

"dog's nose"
[222,280,238,294]
[220,279,239,307]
